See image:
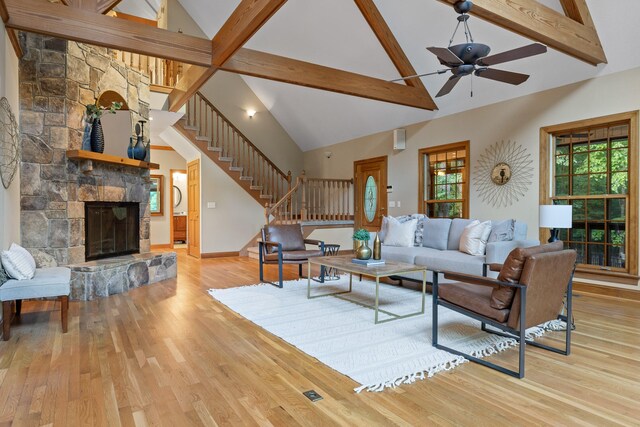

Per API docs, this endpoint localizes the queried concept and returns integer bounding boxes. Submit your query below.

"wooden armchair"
[259,224,325,288]
[432,242,576,378]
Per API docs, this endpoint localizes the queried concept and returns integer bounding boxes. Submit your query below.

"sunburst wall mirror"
[0,97,19,189]
[473,140,533,208]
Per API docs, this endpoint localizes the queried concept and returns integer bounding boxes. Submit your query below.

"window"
[540,112,638,278]
[419,141,469,218]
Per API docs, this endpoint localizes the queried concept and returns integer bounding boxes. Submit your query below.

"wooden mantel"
[67,150,159,173]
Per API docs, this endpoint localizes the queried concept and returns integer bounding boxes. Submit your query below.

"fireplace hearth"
[85,202,140,261]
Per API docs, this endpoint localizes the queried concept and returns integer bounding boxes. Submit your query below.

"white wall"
[0,23,20,250]
[149,149,187,246]
[303,67,640,286]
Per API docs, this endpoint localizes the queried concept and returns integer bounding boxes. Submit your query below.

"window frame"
[418,141,470,219]
[539,111,639,280]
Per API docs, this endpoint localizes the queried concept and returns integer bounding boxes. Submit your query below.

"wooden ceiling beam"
[96,0,122,14]
[220,48,438,110]
[168,0,287,111]
[0,0,23,58]
[353,0,427,91]
[437,0,606,65]
[559,0,595,28]
[4,0,211,66]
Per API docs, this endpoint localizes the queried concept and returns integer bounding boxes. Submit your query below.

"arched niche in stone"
[97,90,133,158]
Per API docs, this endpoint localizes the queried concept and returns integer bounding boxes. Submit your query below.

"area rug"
[208,277,556,392]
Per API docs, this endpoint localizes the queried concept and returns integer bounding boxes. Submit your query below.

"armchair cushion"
[491,241,564,309]
[264,249,324,262]
[438,282,511,323]
[265,224,306,253]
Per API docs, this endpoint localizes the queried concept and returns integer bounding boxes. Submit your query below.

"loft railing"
[113,51,183,88]
[266,172,353,224]
[186,92,292,203]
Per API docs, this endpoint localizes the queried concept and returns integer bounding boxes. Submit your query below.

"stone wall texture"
[19,33,151,265]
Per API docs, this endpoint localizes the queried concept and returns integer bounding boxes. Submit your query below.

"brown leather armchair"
[259,224,325,288]
[432,242,576,378]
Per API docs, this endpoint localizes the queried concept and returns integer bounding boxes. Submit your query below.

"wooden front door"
[354,156,388,231]
[187,159,200,258]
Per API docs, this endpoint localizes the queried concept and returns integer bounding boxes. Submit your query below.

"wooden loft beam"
[61,0,121,14]
[220,48,438,110]
[353,0,428,92]
[437,0,607,65]
[168,0,287,112]
[0,0,23,58]
[4,0,211,66]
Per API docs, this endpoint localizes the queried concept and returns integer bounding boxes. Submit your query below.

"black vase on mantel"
[90,118,105,153]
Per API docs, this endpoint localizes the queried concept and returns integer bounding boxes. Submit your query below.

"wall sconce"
[324,151,332,159]
[247,109,256,119]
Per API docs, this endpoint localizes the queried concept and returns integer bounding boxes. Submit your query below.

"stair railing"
[266,172,354,224]
[112,51,184,88]
[186,92,292,203]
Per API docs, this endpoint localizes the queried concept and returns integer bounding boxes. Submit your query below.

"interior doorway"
[187,159,201,258]
[354,156,388,231]
[170,169,187,248]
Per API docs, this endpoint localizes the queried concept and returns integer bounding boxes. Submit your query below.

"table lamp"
[539,205,573,243]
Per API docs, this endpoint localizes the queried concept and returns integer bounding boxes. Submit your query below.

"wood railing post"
[300,173,307,221]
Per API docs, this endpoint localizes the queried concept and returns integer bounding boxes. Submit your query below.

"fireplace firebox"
[85,202,140,261]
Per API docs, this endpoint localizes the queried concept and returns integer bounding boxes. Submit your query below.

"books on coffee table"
[351,258,385,266]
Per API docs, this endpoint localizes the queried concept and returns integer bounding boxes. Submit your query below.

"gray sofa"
[376,217,539,283]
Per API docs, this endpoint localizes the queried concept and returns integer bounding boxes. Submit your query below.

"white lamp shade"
[539,205,573,228]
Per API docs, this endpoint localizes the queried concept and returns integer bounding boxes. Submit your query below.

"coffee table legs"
[307,261,352,299]
[373,270,426,324]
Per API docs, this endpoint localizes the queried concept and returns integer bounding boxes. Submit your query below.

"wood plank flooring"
[0,250,639,426]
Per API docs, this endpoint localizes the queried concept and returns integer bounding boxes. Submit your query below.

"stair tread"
[196,136,212,141]
[208,146,222,152]
[229,166,243,171]
[239,176,253,181]
[219,157,233,162]
[250,186,263,190]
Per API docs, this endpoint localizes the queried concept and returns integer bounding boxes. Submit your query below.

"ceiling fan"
[393,0,547,97]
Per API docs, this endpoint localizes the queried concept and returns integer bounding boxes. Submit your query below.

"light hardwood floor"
[1,250,639,426]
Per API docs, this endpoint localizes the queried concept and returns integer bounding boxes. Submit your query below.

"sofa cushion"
[381,245,433,264]
[265,224,306,253]
[447,218,476,250]
[422,218,452,250]
[439,282,510,323]
[488,219,515,243]
[459,220,492,256]
[384,217,417,247]
[415,250,485,276]
[1,244,36,280]
[0,267,70,301]
[491,241,564,309]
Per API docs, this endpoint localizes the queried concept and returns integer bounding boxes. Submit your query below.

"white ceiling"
[173,0,640,151]
[115,0,161,20]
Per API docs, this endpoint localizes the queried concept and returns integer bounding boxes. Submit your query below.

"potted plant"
[83,100,122,153]
[353,228,372,260]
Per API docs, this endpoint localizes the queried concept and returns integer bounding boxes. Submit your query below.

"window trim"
[539,111,639,278]
[418,140,470,218]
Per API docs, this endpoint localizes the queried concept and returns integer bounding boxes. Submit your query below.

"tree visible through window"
[549,118,636,273]
[419,141,469,218]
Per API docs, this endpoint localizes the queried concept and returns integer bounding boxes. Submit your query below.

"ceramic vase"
[90,118,104,153]
[373,233,381,260]
[356,240,372,260]
[81,117,92,151]
[132,136,147,160]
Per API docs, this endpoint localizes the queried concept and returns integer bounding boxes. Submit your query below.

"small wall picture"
[150,175,164,216]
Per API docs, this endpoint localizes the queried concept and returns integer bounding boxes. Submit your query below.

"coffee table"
[307,255,427,324]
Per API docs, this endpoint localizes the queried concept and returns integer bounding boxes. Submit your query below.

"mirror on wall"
[150,175,164,216]
[96,90,133,158]
[173,185,182,208]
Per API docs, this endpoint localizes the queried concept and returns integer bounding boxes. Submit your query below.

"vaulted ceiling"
[174,0,639,150]
[4,0,638,152]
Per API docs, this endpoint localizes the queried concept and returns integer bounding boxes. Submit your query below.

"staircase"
[173,91,292,205]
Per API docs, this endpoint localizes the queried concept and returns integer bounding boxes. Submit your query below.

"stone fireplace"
[18,32,177,300]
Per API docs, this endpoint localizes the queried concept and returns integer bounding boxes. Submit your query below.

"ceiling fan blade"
[436,75,462,97]
[389,69,449,83]
[427,47,463,65]
[475,68,530,85]
[477,43,547,66]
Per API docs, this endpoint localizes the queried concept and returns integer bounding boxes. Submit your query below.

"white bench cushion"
[0,267,71,301]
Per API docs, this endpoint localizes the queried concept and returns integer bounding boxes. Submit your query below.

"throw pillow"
[422,218,452,251]
[459,220,492,256]
[0,263,9,286]
[380,214,427,246]
[492,241,564,309]
[384,217,417,247]
[1,243,37,280]
[488,219,515,243]
[447,218,476,250]
[379,216,390,242]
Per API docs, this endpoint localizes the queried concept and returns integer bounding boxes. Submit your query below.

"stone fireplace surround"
[18,32,176,300]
